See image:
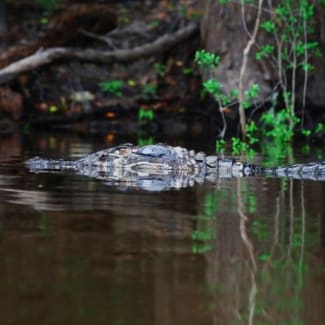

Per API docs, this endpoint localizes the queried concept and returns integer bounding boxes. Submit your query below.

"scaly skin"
[25,143,325,191]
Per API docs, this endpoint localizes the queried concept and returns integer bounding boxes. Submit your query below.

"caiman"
[25,143,325,191]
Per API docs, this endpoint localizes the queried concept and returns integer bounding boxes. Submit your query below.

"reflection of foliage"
[253,207,320,323]
[260,140,294,167]
[193,178,322,323]
[38,212,52,236]
[252,219,270,241]
[192,192,219,254]
[193,188,242,254]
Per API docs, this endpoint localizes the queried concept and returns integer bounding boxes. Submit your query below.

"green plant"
[195,0,322,146]
[215,139,226,153]
[38,0,61,12]
[149,19,160,28]
[182,67,193,75]
[261,108,300,143]
[195,50,237,139]
[154,63,166,77]
[195,50,262,141]
[259,0,321,130]
[231,137,248,155]
[195,49,220,67]
[301,129,311,137]
[100,80,124,97]
[315,123,324,134]
[178,4,187,16]
[141,84,157,96]
[246,121,259,145]
[138,107,154,121]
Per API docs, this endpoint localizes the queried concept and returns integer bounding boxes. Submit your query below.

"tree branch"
[238,0,264,137]
[0,22,198,84]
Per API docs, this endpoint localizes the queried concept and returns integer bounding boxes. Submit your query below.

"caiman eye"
[136,145,168,157]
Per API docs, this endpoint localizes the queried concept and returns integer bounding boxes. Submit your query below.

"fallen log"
[0,22,198,84]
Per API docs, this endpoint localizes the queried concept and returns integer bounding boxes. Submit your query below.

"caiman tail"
[256,162,325,181]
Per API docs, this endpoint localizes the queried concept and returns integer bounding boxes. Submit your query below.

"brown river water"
[0,133,324,325]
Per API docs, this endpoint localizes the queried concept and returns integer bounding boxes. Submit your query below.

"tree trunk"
[0,0,7,35]
[200,0,271,103]
[200,0,325,109]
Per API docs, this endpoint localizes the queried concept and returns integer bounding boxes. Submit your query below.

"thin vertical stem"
[301,4,309,128]
[238,0,264,137]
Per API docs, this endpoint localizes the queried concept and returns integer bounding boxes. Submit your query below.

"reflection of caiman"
[25,143,325,191]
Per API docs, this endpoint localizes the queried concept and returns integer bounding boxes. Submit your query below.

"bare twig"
[0,22,198,84]
[238,0,264,137]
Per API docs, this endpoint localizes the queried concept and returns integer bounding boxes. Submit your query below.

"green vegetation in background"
[195,0,323,154]
[38,0,62,24]
[141,84,157,96]
[100,80,124,97]
[38,0,61,12]
[138,107,154,122]
[154,63,166,78]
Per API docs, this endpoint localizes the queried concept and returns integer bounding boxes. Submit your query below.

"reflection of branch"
[262,196,281,270]
[273,197,280,249]
[288,179,294,258]
[237,179,257,271]
[237,178,257,325]
[298,182,306,289]
[0,22,198,84]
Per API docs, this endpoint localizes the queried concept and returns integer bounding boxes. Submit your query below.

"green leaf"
[154,63,166,77]
[182,67,193,75]
[203,79,222,96]
[40,17,48,25]
[301,63,314,71]
[195,50,220,68]
[315,123,323,134]
[258,253,271,261]
[216,139,226,153]
[301,129,311,137]
[100,80,124,96]
[246,83,260,99]
[230,88,238,97]
[138,107,154,121]
[219,94,231,106]
[256,45,274,60]
[243,100,250,109]
[261,20,276,33]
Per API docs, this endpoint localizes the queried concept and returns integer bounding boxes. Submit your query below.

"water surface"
[0,133,324,325]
